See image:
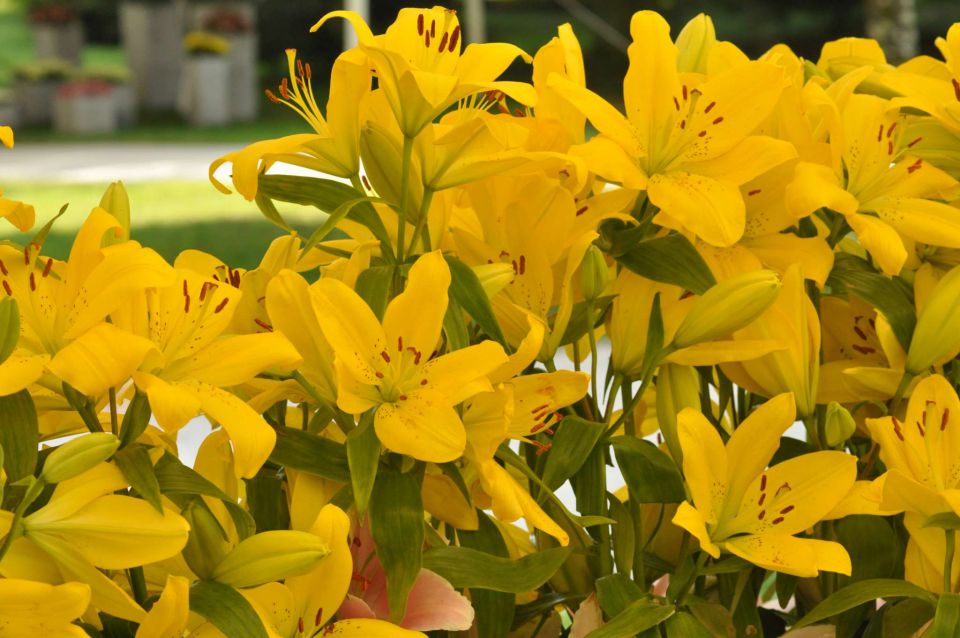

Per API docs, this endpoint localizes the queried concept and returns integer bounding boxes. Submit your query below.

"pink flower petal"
[569,593,603,638]
[337,594,377,621]
[400,569,475,631]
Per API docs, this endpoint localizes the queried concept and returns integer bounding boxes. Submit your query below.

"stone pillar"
[119,1,185,110]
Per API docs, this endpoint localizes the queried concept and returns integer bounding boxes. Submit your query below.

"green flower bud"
[212,530,329,588]
[182,501,232,580]
[824,402,857,448]
[672,270,781,349]
[40,433,119,484]
[580,245,609,302]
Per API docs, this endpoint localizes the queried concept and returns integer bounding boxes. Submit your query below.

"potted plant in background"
[178,31,231,126]
[118,0,184,111]
[28,2,84,65]
[53,78,117,135]
[80,65,136,128]
[12,59,72,127]
[200,4,258,122]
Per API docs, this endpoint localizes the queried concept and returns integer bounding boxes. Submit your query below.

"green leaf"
[835,515,902,634]
[559,295,614,346]
[444,255,508,348]
[347,412,380,516]
[617,234,716,295]
[31,202,68,249]
[253,189,293,232]
[930,593,960,638]
[0,390,38,482]
[189,581,269,638]
[881,598,936,638]
[369,466,424,623]
[688,602,736,638]
[666,611,717,638]
[118,391,151,449]
[607,496,635,575]
[443,297,471,352]
[257,174,391,248]
[585,599,675,638]
[301,196,382,256]
[0,298,19,365]
[154,453,230,501]
[269,426,351,482]
[640,293,665,377]
[354,266,394,320]
[924,512,960,530]
[422,546,572,594]
[539,416,606,494]
[596,573,644,617]
[611,436,686,503]
[826,253,916,351]
[793,579,937,629]
[113,445,163,513]
[459,512,515,638]
[244,468,290,532]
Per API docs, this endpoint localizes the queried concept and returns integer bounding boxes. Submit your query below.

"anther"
[698,130,707,137]
[576,205,588,216]
[2,281,11,296]
[886,122,897,138]
[417,13,424,35]
[953,78,960,102]
[704,101,716,113]
[398,336,403,352]
[28,272,35,292]
[772,516,785,525]
[42,258,53,277]
[449,26,460,51]
[712,116,723,125]
[214,298,229,313]
[380,350,391,363]
[747,189,761,196]
[780,505,794,514]
[943,408,950,431]
[439,32,448,51]
[254,318,273,331]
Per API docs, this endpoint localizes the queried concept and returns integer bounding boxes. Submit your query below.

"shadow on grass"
[38,220,314,270]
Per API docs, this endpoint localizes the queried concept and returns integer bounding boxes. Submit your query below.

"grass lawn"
[0,180,321,269]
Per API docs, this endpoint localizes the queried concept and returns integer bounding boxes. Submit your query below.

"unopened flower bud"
[212,530,329,588]
[676,13,716,74]
[824,402,857,448]
[40,433,119,484]
[182,501,232,580]
[672,270,781,348]
[907,264,960,375]
[580,245,609,302]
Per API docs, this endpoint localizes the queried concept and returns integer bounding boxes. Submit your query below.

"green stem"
[291,370,353,435]
[586,299,600,417]
[128,566,148,606]
[946,529,956,593]
[890,371,915,416]
[729,568,751,613]
[676,551,710,606]
[108,387,119,436]
[409,187,434,254]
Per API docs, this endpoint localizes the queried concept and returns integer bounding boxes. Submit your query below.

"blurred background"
[0,0,958,268]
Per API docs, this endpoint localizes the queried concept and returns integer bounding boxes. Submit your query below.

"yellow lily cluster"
[5,5,960,636]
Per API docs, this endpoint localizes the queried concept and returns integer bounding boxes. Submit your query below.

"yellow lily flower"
[671,393,856,577]
[0,125,11,148]
[0,579,90,638]
[786,93,960,275]
[1,463,188,622]
[865,374,960,590]
[0,125,35,230]
[210,49,370,200]
[312,251,507,462]
[532,23,587,147]
[109,268,302,478]
[312,6,536,138]
[134,575,189,638]
[549,10,791,247]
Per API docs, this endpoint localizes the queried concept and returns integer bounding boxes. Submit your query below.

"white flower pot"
[113,83,137,127]
[119,2,185,110]
[53,87,118,135]
[179,56,231,126]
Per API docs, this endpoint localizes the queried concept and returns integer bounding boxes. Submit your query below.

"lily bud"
[580,245,609,302]
[212,530,330,588]
[473,262,515,299]
[906,264,960,375]
[98,181,130,241]
[655,364,701,464]
[0,297,19,365]
[672,270,781,349]
[182,501,232,580]
[824,401,857,448]
[676,13,717,74]
[40,433,119,484]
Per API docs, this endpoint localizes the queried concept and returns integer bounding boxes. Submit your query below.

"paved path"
[0,142,242,183]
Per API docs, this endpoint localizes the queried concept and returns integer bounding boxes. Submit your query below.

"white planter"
[32,22,84,64]
[53,88,118,135]
[113,83,137,127]
[119,2,184,110]
[14,79,63,126]
[225,32,258,121]
[179,56,231,126]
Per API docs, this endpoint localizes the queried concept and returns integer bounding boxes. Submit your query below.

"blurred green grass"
[0,180,320,268]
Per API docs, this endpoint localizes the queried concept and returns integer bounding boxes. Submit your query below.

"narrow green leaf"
[596,573,645,617]
[244,469,290,532]
[617,234,716,295]
[607,497,635,576]
[224,501,257,540]
[827,253,915,351]
[585,600,675,638]
[443,297,471,352]
[347,412,380,516]
[640,293,664,377]
[539,416,606,494]
[189,581,269,638]
[793,579,937,629]
[688,602,736,638]
[253,190,293,232]
[422,546,572,594]
[301,196,381,256]
[118,390,151,448]
[369,466,423,623]
[665,612,716,638]
[882,598,936,638]
[354,266,394,320]
[459,512,515,638]
[269,426,351,482]
[930,593,960,638]
[154,453,230,501]
[113,445,163,513]
[0,298,19,365]
[444,255,508,347]
[31,203,68,249]
[611,436,686,503]
[0,390,38,482]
